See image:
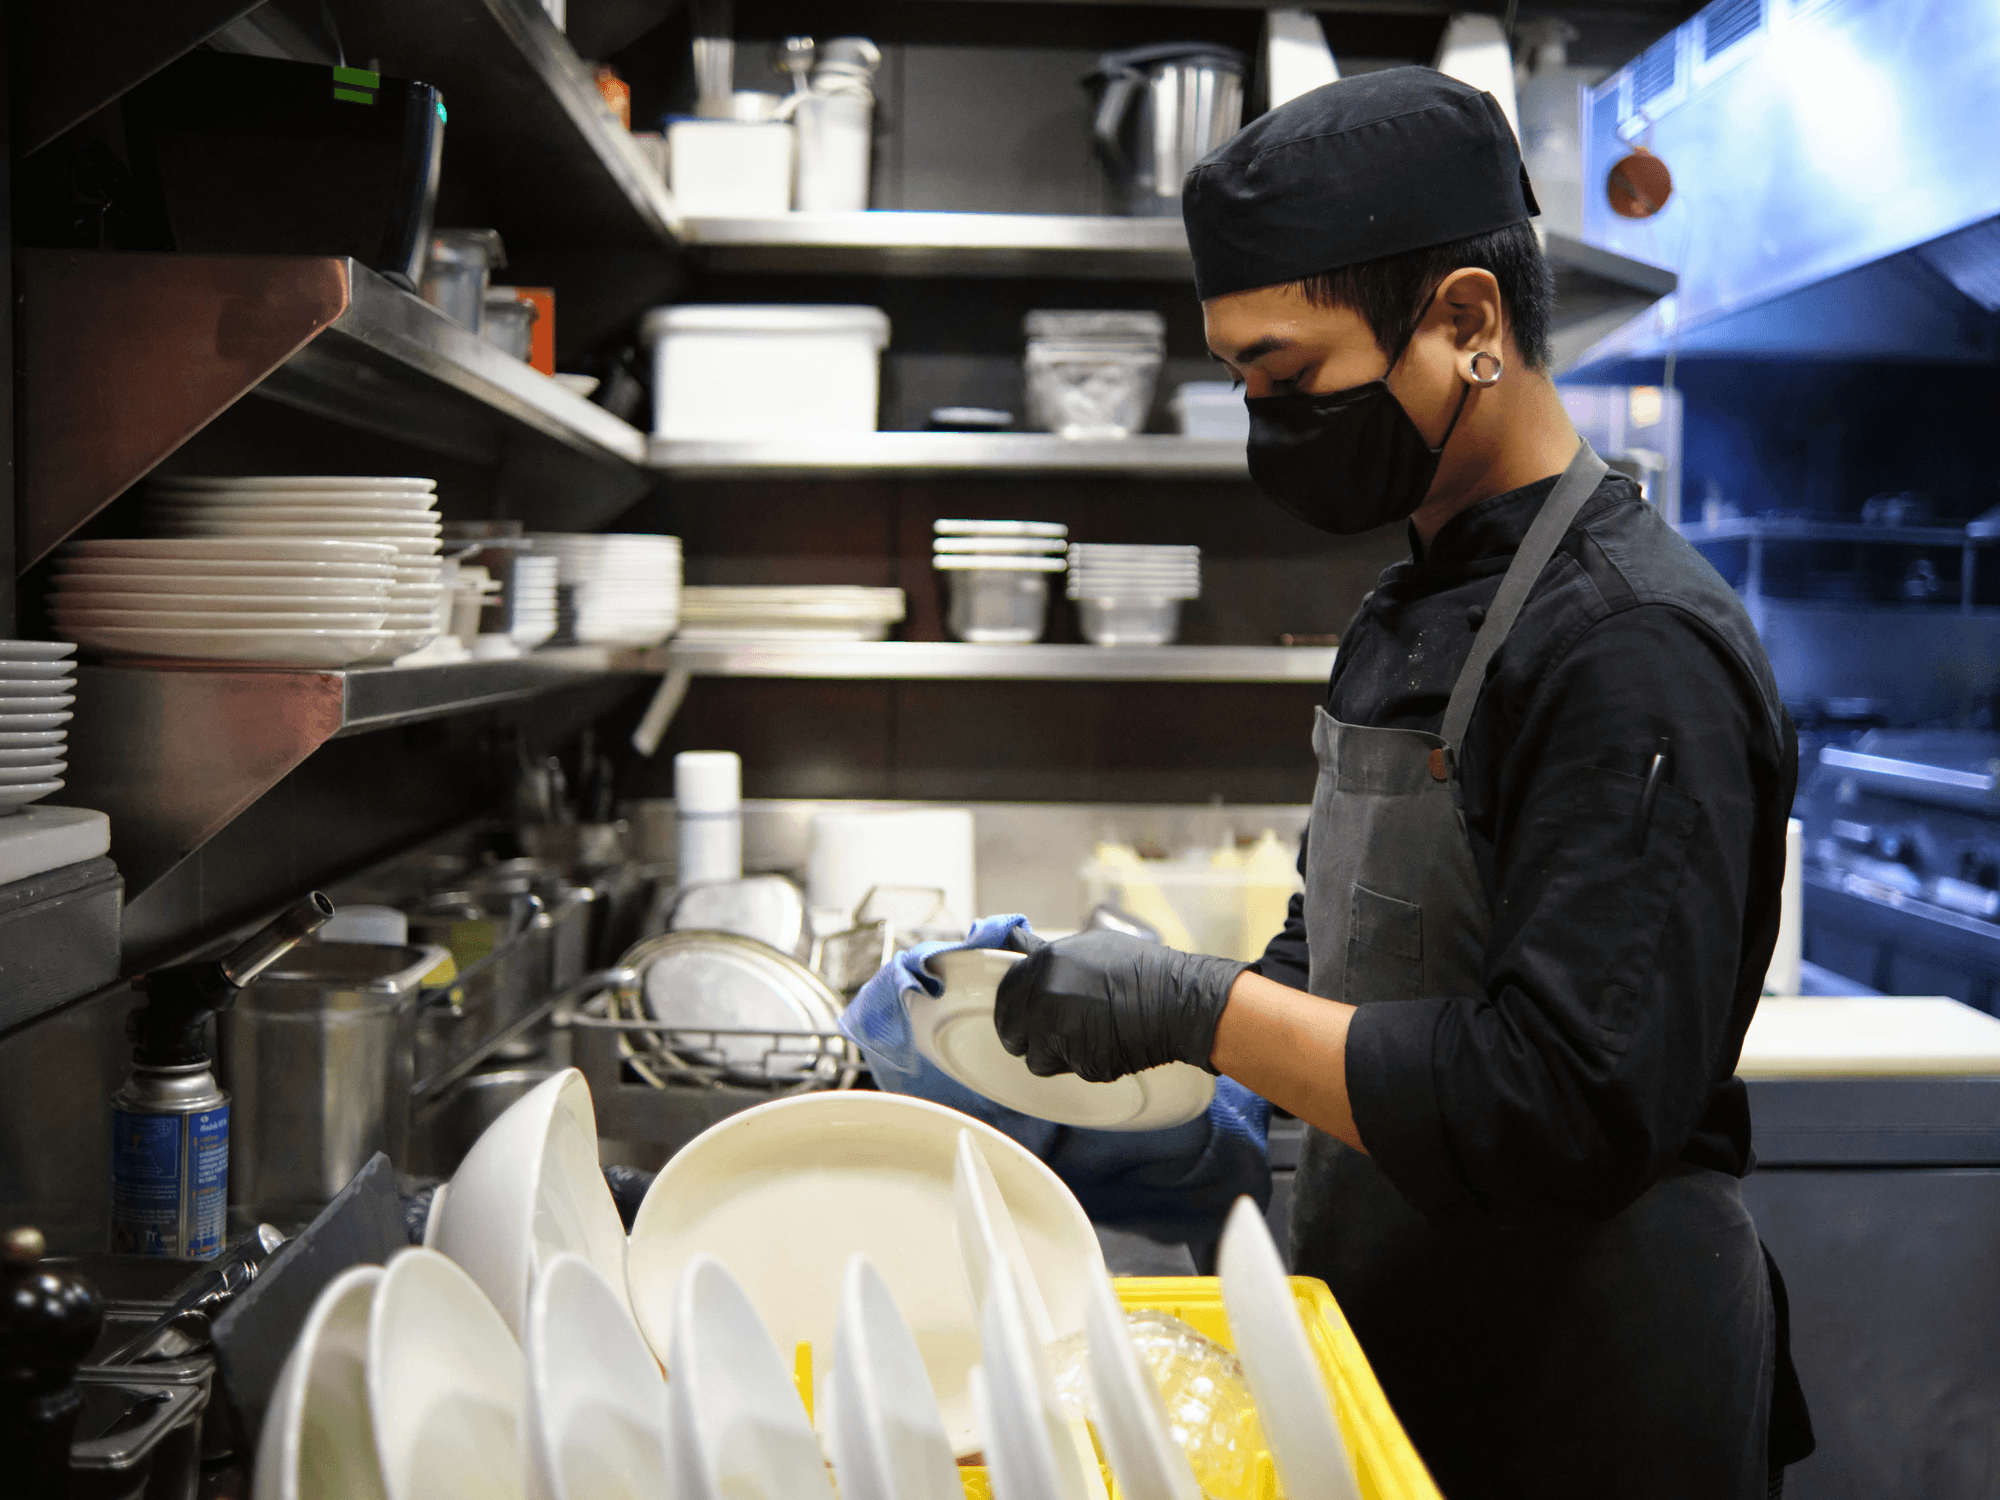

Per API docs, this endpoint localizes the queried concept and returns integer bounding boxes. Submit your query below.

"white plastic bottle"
[675,751,743,887]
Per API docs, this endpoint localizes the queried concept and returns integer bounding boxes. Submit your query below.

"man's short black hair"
[1292,221,1554,373]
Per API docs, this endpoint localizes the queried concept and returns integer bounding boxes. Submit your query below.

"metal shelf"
[328,0,680,252]
[18,250,651,569]
[644,641,1337,682]
[1680,518,1999,548]
[648,432,1249,478]
[62,650,660,899]
[682,212,1192,279]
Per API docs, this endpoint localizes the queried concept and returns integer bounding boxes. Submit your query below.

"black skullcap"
[1183,66,1539,301]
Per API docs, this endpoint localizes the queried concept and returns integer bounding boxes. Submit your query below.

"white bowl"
[431,1068,629,1339]
[664,1255,834,1500]
[150,475,435,492]
[367,1249,525,1500]
[0,641,78,660]
[626,1090,1103,1457]
[52,608,391,631]
[252,1265,388,1500]
[523,1254,672,1500]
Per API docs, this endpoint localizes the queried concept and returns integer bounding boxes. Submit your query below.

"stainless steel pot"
[217,942,447,1224]
[1087,42,1245,216]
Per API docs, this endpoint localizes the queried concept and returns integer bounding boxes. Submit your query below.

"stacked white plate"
[49,539,419,666]
[0,642,77,812]
[1066,542,1202,647]
[931,518,1069,574]
[509,555,560,649]
[530,533,682,647]
[677,587,906,643]
[120,476,450,662]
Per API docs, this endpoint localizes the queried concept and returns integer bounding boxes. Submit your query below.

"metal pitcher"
[1087,42,1245,216]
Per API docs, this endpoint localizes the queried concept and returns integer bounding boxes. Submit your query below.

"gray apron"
[1291,443,1776,1499]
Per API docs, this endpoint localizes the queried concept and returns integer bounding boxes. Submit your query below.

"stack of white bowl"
[529,534,682,647]
[49,539,416,666]
[931,520,1068,644]
[509,554,560,649]
[1065,543,1201,646]
[0,642,77,813]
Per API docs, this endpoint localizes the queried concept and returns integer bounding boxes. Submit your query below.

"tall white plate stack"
[49,539,416,666]
[510,554,561,649]
[677,586,906,642]
[932,520,1068,644]
[0,641,78,813]
[529,534,682,647]
[1065,543,1201,647]
[144,476,447,658]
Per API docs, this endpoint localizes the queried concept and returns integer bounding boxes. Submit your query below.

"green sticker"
[333,86,375,105]
[332,65,381,88]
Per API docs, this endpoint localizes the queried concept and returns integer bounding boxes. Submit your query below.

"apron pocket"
[1345,883,1424,1005]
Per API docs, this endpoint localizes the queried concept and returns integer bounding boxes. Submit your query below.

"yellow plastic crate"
[957,1274,1441,1500]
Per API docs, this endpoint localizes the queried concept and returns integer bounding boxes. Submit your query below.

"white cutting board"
[1738,997,2000,1077]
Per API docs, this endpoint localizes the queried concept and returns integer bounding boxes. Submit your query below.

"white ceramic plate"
[64,538,399,564]
[51,591,390,612]
[0,763,65,784]
[1083,1269,1205,1500]
[152,491,439,512]
[150,504,440,525]
[0,696,76,713]
[523,1254,671,1500]
[167,519,443,538]
[0,781,63,808]
[1217,1199,1362,1500]
[61,626,403,666]
[0,641,78,660]
[54,609,390,631]
[430,1069,629,1340]
[151,475,435,492]
[51,558,395,583]
[252,1265,388,1500]
[664,1255,834,1500]
[0,713,72,732]
[626,1091,1104,1457]
[0,746,64,765]
[367,1249,526,1500]
[826,1255,961,1500]
[0,679,76,697]
[910,949,1215,1131]
[0,731,66,749]
[976,1257,1091,1500]
[0,661,77,679]
[935,519,1069,537]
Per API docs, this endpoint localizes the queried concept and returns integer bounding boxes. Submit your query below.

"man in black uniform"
[997,69,1812,1497]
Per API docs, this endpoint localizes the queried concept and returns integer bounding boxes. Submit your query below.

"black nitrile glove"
[994,927,1249,1083]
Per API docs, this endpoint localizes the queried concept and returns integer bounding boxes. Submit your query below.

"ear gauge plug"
[1469,351,1504,386]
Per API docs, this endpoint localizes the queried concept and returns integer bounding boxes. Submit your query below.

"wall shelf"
[61,651,660,899]
[681,212,1192,280]
[17,250,652,569]
[648,432,1249,478]
[641,641,1337,682]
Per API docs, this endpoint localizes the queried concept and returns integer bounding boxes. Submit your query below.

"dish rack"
[558,985,862,1095]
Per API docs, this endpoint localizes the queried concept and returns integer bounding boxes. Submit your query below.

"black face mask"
[1245,374,1470,536]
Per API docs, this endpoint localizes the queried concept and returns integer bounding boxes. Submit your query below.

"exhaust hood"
[1561,0,2000,382]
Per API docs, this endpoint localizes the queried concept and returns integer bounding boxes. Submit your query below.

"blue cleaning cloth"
[839,916,1271,1246]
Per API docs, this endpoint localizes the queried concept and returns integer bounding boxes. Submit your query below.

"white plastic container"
[667,118,796,217]
[675,750,743,886]
[808,808,976,930]
[641,305,891,439]
[795,91,873,211]
[1170,381,1250,441]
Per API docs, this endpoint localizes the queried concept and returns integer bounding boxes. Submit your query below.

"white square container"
[666,118,795,216]
[640,304,891,439]
[1169,381,1250,441]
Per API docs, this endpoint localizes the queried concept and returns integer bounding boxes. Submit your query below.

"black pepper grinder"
[0,1225,104,1499]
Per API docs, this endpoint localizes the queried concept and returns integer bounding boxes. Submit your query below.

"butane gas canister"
[109,1062,230,1259]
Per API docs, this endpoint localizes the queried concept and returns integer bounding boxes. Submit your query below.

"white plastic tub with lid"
[641,304,891,439]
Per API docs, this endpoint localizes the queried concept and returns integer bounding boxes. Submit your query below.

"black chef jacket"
[1257,471,1800,1224]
